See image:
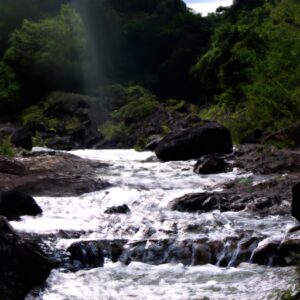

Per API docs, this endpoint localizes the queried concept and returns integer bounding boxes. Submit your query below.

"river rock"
[0,156,27,176]
[155,122,233,161]
[67,240,127,269]
[0,217,52,300]
[11,127,32,150]
[233,144,300,174]
[292,183,300,222]
[0,190,42,220]
[194,155,227,174]
[67,237,262,269]
[0,152,110,197]
[168,192,231,213]
[104,204,130,214]
[251,237,300,266]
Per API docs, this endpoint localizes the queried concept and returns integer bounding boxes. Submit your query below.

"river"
[11,150,298,299]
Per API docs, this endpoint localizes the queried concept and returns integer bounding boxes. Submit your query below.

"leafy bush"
[0,136,15,157]
[112,85,159,124]
[0,61,20,115]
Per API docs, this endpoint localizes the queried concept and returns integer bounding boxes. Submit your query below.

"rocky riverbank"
[0,140,300,298]
[0,151,109,196]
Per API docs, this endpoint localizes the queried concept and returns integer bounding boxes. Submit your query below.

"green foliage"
[100,121,126,141]
[4,4,88,102]
[0,61,20,115]
[112,86,159,124]
[0,136,15,157]
[21,106,45,125]
[195,0,300,143]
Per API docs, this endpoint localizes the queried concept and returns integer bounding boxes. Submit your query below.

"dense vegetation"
[1,0,300,147]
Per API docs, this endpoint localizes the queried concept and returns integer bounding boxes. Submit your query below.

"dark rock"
[67,240,126,269]
[292,183,300,222]
[168,193,229,213]
[155,122,233,161]
[66,237,263,269]
[194,155,227,174]
[68,241,104,269]
[168,185,286,216]
[11,127,32,150]
[251,237,300,266]
[0,191,42,220]
[0,156,27,176]
[144,135,163,151]
[233,144,300,174]
[104,204,130,214]
[0,217,52,300]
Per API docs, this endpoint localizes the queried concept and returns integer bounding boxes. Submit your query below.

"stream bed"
[11,150,298,299]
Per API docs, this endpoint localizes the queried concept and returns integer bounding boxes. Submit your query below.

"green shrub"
[21,106,45,125]
[0,136,15,157]
[101,121,126,141]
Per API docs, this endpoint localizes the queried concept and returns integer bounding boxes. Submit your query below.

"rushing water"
[12,150,298,299]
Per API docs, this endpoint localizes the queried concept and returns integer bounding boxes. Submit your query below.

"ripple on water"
[31,263,298,300]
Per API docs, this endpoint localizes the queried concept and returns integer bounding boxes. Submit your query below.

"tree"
[0,62,20,116]
[4,4,88,103]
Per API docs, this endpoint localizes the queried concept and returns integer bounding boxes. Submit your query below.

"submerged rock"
[155,122,233,161]
[0,190,42,220]
[194,155,228,174]
[104,204,130,214]
[0,217,53,300]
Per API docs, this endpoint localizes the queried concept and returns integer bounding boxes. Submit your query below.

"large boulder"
[0,156,27,176]
[0,191,42,220]
[155,122,233,161]
[292,183,300,222]
[0,217,52,299]
[11,127,32,150]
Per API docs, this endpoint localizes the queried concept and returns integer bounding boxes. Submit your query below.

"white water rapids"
[11,150,298,299]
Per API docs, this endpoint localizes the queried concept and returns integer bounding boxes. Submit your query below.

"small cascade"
[16,149,298,300]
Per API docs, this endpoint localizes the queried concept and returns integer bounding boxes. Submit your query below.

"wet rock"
[68,241,104,269]
[233,144,300,174]
[168,185,285,216]
[0,190,42,220]
[11,127,32,150]
[0,152,110,196]
[104,204,130,214]
[0,156,27,176]
[155,122,233,161]
[194,155,228,174]
[292,183,300,222]
[251,237,300,266]
[67,237,262,269]
[0,217,53,300]
[168,193,230,213]
[67,240,127,268]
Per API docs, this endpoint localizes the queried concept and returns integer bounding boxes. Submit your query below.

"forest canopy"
[1,0,300,144]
